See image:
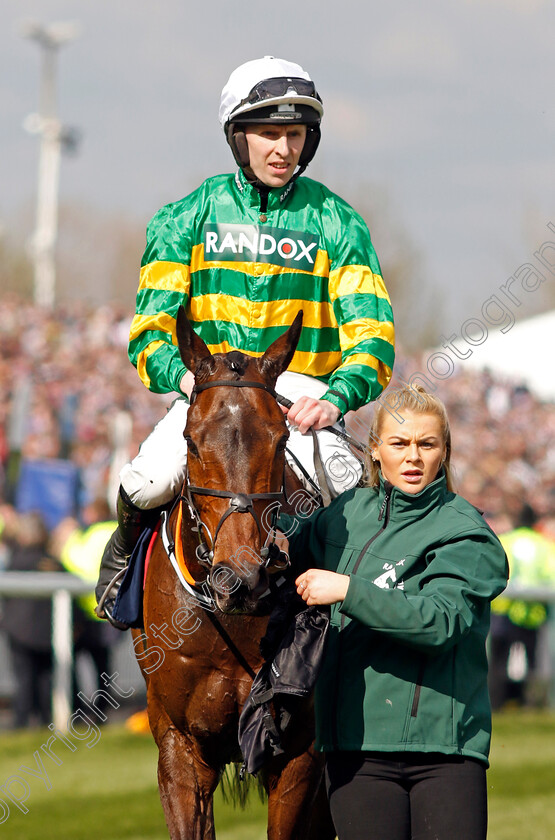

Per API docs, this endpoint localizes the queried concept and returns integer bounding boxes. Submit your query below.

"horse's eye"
[184,435,199,457]
[276,434,289,453]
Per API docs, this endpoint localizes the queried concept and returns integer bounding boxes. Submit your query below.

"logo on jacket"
[373,559,406,590]
[204,223,319,272]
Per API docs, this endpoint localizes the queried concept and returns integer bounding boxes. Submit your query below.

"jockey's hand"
[179,370,195,399]
[296,569,350,606]
[284,396,341,434]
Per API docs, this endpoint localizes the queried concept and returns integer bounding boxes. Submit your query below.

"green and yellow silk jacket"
[129,171,395,415]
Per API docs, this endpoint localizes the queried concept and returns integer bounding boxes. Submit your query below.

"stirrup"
[95,567,129,629]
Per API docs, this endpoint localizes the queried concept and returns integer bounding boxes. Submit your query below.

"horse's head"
[175,306,302,614]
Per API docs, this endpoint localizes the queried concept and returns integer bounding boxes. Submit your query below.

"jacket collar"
[377,471,449,521]
[233,169,297,211]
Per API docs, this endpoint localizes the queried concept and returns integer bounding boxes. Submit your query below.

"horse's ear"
[175,305,212,373]
[259,310,303,382]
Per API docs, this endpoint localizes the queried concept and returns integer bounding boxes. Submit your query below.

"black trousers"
[8,639,52,728]
[325,751,487,840]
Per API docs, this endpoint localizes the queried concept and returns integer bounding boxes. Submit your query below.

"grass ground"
[487,711,555,840]
[0,711,554,838]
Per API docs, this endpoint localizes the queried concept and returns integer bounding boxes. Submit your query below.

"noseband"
[183,379,288,570]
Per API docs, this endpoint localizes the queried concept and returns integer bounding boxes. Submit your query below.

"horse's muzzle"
[209,564,269,615]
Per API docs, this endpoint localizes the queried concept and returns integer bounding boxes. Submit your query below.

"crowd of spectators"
[0,294,173,513]
[0,293,553,526]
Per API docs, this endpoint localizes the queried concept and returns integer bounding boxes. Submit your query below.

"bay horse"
[132,306,335,839]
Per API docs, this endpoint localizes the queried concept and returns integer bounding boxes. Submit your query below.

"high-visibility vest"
[60,521,117,620]
[492,528,555,629]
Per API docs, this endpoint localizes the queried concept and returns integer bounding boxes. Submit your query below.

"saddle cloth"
[111,523,159,628]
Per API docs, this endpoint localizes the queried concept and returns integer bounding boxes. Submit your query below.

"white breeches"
[119,370,362,509]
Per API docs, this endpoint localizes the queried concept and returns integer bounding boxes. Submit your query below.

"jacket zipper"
[331,485,392,749]
[411,660,426,717]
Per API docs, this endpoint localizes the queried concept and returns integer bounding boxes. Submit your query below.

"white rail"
[1,574,555,731]
[0,572,95,731]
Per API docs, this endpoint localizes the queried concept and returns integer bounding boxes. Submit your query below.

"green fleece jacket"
[283,474,508,765]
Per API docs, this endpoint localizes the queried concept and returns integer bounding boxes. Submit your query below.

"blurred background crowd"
[0,294,554,728]
[0,294,173,509]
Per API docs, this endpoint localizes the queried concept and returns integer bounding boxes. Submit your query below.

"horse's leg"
[266,745,335,840]
[157,726,219,840]
[150,702,219,840]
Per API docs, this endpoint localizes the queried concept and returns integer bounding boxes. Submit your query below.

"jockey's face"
[245,124,307,188]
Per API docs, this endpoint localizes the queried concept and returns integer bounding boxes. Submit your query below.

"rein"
[274,393,367,455]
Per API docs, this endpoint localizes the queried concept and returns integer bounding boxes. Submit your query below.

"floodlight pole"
[22,22,79,308]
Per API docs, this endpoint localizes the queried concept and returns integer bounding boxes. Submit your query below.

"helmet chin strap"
[227,127,262,188]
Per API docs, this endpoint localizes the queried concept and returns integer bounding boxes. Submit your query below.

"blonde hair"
[367,385,454,492]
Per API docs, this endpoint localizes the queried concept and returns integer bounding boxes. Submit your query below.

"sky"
[1,0,554,337]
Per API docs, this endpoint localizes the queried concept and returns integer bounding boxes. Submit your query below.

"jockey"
[95,56,395,628]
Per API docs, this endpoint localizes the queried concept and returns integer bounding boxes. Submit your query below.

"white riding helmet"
[219,56,324,127]
[220,56,324,184]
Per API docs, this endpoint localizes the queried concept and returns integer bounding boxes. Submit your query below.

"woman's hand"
[274,531,289,554]
[296,569,350,605]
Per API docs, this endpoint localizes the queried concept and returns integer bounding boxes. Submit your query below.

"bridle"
[182,379,289,570]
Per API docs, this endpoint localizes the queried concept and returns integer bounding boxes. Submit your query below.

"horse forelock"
[222,350,250,378]
[196,350,269,385]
